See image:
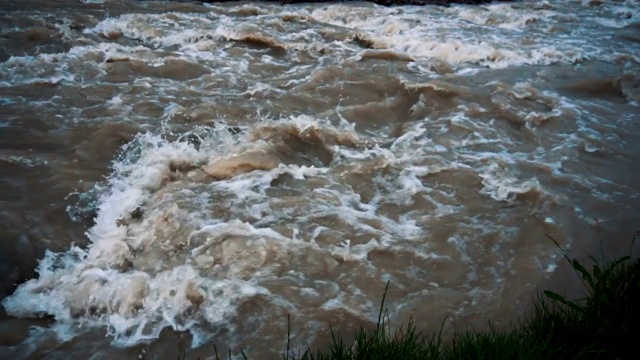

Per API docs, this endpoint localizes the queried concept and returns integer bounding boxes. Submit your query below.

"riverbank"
[294,249,640,359]
[197,242,640,359]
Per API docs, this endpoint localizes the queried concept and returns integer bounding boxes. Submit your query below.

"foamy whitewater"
[1,0,639,358]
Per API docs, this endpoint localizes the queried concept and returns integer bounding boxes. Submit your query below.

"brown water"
[1,0,639,358]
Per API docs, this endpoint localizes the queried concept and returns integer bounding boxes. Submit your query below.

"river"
[1,0,639,358]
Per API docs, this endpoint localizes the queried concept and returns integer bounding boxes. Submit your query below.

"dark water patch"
[615,22,640,43]
[70,121,141,165]
[0,86,63,105]
[0,230,37,296]
[561,78,627,103]
[619,72,640,102]
[0,27,71,60]
[360,49,414,62]
[285,64,425,128]
[0,319,46,345]
[105,58,210,82]
[542,62,636,102]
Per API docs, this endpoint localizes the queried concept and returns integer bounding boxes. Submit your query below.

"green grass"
[182,233,640,359]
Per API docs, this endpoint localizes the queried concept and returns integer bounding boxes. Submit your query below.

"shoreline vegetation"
[182,234,640,359]
[195,1,513,7]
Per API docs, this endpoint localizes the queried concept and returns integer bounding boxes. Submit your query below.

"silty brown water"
[1,0,639,358]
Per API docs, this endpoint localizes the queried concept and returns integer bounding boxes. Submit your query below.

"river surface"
[1,0,639,358]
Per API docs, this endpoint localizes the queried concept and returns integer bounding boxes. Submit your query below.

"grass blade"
[544,290,585,313]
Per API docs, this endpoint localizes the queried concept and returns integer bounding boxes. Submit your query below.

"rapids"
[1,0,639,358]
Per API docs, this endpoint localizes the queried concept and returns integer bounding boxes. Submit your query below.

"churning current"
[1,0,639,358]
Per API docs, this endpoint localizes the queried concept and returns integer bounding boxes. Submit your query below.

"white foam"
[305,3,587,69]
[453,4,553,31]
[478,162,542,202]
[3,131,219,345]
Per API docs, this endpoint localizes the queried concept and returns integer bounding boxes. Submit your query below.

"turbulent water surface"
[1,0,640,358]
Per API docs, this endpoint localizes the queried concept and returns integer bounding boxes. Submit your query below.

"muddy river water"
[1,0,639,358]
